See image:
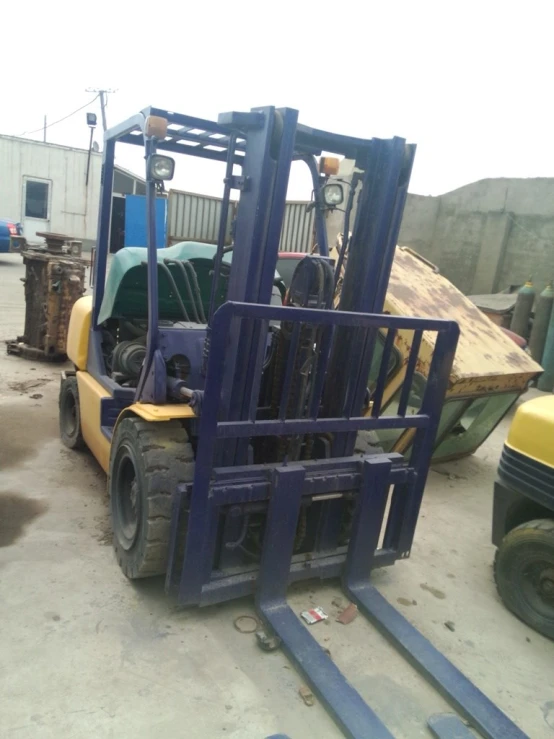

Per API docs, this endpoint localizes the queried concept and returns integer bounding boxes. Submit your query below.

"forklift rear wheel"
[59,376,85,450]
[494,518,554,640]
[109,417,195,579]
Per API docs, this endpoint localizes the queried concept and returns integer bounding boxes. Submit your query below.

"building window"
[25,180,49,219]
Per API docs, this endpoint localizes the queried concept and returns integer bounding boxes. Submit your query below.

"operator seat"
[97,242,226,324]
[97,242,286,325]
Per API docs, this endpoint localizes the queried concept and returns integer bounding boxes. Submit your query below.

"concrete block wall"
[397,178,554,294]
[497,215,554,289]
[397,194,439,254]
[426,206,487,292]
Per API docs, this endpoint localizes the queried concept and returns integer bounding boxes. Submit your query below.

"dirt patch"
[7,378,51,394]
[94,512,113,546]
[397,597,417,606]
[0,402,58,469]
[420,583,446,600]
[0,493,48,547]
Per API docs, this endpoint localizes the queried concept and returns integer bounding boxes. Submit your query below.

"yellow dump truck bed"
[387,248,542,395]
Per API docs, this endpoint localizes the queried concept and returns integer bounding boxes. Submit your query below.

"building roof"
[0,134,144,183]
[0,133,100,156]
[113,163,145,184]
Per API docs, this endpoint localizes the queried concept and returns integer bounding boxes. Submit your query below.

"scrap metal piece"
[299,685,315,707]
[234,615,259,634]
[337,603,358,625]
[255,630,282,652]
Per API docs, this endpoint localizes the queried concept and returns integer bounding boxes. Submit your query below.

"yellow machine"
[492,394,554,639]
[332,244,542,463]
[63,289,197,472]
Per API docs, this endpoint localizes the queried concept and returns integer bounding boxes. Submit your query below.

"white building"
[0,135,145,250]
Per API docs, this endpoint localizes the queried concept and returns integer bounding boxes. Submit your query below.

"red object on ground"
[337,603,358,625]
[501,327,527,350]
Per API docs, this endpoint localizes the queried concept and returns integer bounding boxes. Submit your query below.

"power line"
[17,95,100,137]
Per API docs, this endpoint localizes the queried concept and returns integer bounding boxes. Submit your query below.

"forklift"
[60,106,526,738]
[492,393,554,640]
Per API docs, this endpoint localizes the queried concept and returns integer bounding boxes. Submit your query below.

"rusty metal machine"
[7,232,87,361]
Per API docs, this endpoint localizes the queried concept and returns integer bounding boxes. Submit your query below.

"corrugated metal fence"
[167,190,236,246]
[279,201,314,253]
[167,189,313,252]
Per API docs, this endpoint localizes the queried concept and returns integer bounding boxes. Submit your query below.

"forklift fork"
[255,464,394,739]
[255,458,528,739]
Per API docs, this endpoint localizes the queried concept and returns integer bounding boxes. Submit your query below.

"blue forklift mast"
[90,106,527,739]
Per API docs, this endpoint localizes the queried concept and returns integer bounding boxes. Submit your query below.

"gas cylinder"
[529,282,554,363]
[510,279,535,339]
[538,302,554,391]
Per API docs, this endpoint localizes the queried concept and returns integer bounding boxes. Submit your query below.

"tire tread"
[494,518,554,639]
[110,417,194,579]
[59,376,85,450]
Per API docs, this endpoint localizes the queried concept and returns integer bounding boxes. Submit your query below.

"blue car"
[0,218,23,253]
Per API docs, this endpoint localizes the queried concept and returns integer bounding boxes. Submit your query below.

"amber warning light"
[319,156,340,176]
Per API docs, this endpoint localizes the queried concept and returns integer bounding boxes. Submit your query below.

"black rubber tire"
[59,376,85,450]
[494,518,554,640]
[109,417,194,579]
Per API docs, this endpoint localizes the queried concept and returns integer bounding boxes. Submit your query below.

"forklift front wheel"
[59,376,85,450]
[494,518,554,640]
[109,417,195,579]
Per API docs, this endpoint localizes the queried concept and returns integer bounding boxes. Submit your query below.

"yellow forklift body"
[68,296,196,464]
[75,370,197,474]
[124,404,196,422]
[67,296,92,369]
[76,371,111,472]
[506,395,554,468]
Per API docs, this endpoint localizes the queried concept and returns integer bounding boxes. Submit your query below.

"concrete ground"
[1,251,553,739]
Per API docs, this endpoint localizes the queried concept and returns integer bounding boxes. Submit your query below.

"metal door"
[21,176,52,243]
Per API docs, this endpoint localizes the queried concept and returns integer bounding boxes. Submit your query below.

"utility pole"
[86,88,116,132]
[43,115,47,143]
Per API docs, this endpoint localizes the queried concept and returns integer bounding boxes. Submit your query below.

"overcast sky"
[3,1,552,200]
